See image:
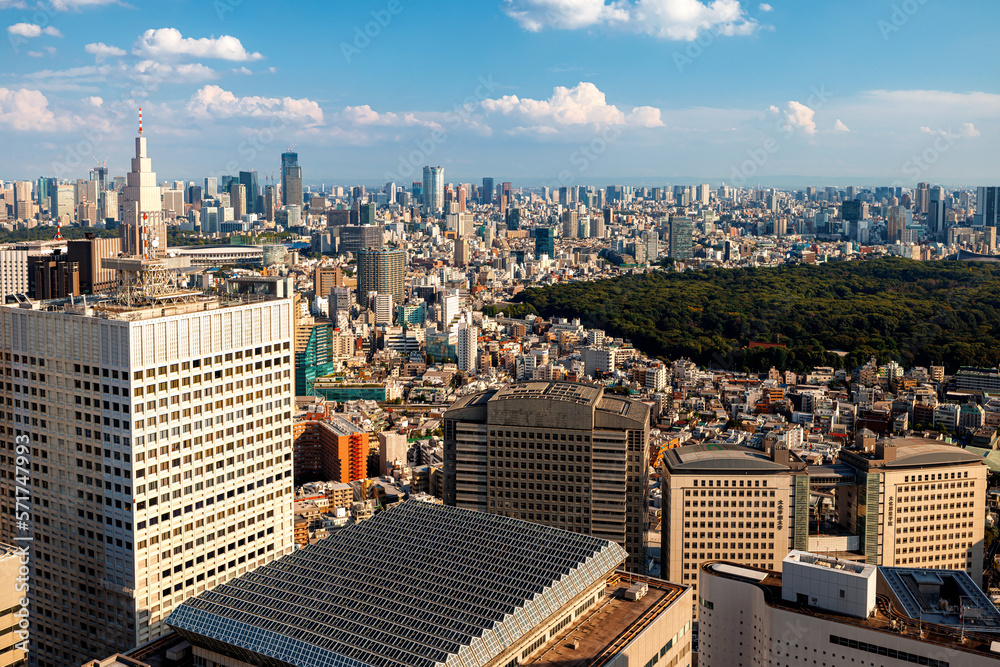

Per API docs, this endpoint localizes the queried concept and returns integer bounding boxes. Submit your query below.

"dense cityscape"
[3,1,1000,667]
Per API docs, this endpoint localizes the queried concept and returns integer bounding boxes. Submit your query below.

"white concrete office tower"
[121,109,166,259]
[384,181,397,205]
[422,165,444,217]
[699,551,1000,667]
[457,318,478,372]
[0,292,296,666]
[373,293,394,325]
[0,248,28,301]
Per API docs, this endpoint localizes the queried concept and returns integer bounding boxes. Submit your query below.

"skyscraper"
[928,186,946,236]
[356,247,405,308]
[204,177,217,197]
[422,166,444,217]
[281,151,301,207]
[229,182,247,221]
[887,205,906,243]
[443,381,651,572]
[481,177,494,205]
[238,171,259,215]
[668,217,693,260]
[121,109,166,259]
[0,285,296,664]
[534,226,555,259]
[974,186,999,227]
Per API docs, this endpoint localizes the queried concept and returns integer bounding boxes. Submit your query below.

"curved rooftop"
[663,443,791,472]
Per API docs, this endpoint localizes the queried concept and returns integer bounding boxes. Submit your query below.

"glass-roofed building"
[96,501,694,667]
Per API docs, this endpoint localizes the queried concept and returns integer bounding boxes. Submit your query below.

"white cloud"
[960,122,980,137]
[85,96,103,107]
[503,0,760,41]
[85,42,126,60]
[784,100,816,135]
[7,23,62,38]
[0,87,64,131]
[0,1,28,7]
[504,0,629,31]
[759,2,772,11]
[626,106,665,127]
[133,60,217,84]
[340,105,442,130]
[133,28,263,62]
[51,0,119,9]
[480,82,662,130]
[187,85,323,126]
[833,119,850,132]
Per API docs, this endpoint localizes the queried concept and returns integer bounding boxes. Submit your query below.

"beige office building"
[0,292,296,666]
[661,438,988,600]
[444,381,650,572]
[839,437,986,583]
[660,443,805,597]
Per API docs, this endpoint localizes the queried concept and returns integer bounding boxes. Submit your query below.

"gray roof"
[663,443,791,472]
[166,501,627,667]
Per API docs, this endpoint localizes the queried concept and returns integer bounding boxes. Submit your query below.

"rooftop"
[167,501,629,667]
[662,443,792,472]
[523,575,688,667]
[703,560,1000,660]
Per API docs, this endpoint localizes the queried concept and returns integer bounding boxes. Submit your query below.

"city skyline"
[0,0,997,185]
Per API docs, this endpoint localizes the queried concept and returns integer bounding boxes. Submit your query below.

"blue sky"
[1,0,997,188]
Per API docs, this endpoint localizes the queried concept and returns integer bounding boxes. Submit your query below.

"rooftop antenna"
[138,106,143,134]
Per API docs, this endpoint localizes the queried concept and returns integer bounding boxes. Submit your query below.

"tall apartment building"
[355,247,405,309]
[0,291,296,666]
[699,551,1000,667]
[292,414,367,483]
[443,381,650,572]
[661,437,987,602]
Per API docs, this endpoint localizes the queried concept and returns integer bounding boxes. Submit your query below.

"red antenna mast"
[139,107,143,134]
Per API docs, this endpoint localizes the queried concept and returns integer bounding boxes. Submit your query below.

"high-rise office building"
[660,438,987,602]
[422,166,444,217]
[229,183,246,222]
[338,225,382,255]
[668,217,693,260]
[203,177,217,198]
[0,284,296,665]
[534,226,555,259]
[928,186,946,236]
[120,111,167,259]
[355,247,405,308]
[481,177,494,205]
[281,152,301,207]
[238,171,259,215]
[974,186,999,227]
[443,381,650,572]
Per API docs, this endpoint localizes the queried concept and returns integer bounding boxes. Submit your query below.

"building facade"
[0,294,296,666]
[444,381,650,572]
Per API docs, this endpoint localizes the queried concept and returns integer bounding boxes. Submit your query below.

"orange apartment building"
[293,414,368,483]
